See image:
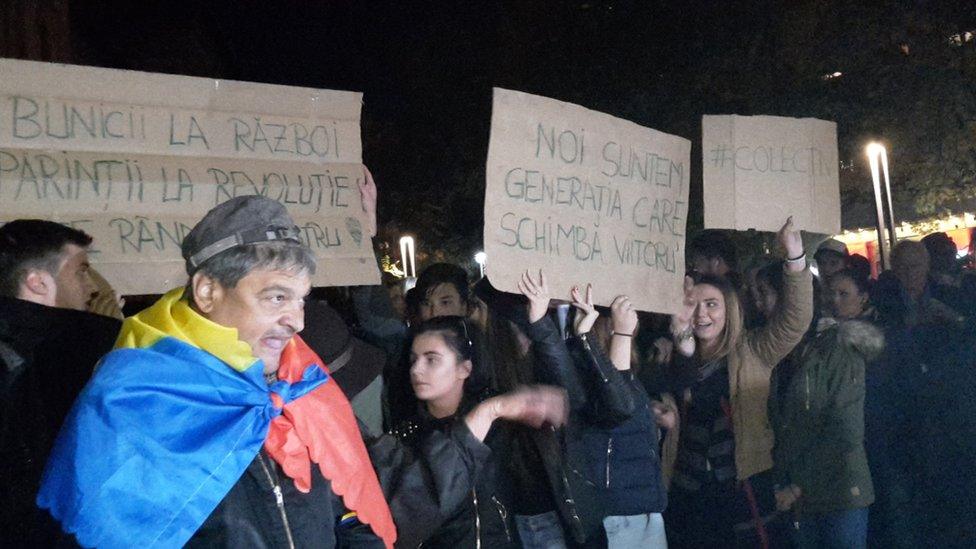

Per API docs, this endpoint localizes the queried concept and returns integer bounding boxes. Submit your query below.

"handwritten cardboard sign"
[484,88,690,314]
[702,114,841,234]
[0,58,379,294]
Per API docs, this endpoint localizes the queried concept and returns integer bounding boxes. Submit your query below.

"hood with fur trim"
[836,319,885,362]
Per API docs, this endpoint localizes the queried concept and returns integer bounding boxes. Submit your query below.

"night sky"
[68,0,976,262]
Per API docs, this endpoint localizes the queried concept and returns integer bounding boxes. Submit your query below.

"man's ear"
[20,269,56,305]
[191,272,221,314]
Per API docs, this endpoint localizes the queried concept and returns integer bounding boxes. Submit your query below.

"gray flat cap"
[181,196,303,274]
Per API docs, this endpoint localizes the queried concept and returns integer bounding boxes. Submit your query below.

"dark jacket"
[474,282,637,544]
[768,319,881,514]
[369,420,493,549]
[189,450,383,548]
[569,335,667,517]
[0,297,120,548]
[388,397,518,549]
[190,410,496,549]
[522,318,632,544]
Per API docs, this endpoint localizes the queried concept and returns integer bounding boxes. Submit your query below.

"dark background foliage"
[4,0,974,266]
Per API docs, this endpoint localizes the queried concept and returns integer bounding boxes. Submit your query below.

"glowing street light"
[879,146,897,249]
[399,236,416,279]
[866,143,895,269]
[474,251,487,279]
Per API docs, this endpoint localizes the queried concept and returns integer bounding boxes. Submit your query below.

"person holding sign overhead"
[567,284,671,548]
[662,217,813,548]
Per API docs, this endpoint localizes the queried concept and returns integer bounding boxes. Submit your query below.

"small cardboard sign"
[702,114,841,234]
[484,88,690,314]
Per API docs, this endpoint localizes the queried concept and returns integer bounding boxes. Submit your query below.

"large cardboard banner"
[702,114,841,234]
[485,88,690,314]
[0,58,379,294]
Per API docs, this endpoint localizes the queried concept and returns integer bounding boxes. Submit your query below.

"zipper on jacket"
[580,335,609,383]
[491,496,512,542]
[605,437,614,488]
[805,368,811,411]
[559,471,584,525]
[472,488,481,549]
[258,453,296,549]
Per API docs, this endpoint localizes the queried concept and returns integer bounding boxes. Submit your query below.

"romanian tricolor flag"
[37,288,396,548]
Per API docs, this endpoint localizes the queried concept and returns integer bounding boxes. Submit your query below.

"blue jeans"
[603,513,667,548]
[794,507,869,549]
[515,511,567,549]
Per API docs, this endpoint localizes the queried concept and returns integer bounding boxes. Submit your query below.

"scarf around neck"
[39,288,396,548]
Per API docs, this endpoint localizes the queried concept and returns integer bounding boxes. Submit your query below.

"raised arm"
[518,270,587,411]
[608,295,638,371]
[661,275,703,392]
[564,284,636,425]
[369,386,567,547]
[748,217,814,365]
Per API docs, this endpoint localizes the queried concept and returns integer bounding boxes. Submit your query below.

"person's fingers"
[513,386,567,428]
[522,270,539,294]
[360,167,377,198]
[585,283,593,305]
[570,288,587,309]
[540,387,568,427]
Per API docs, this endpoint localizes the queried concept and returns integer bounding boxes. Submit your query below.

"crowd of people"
[1,171,975,549]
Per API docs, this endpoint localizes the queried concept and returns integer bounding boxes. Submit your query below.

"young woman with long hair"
[664,218,813,548]
[387,316,567,548]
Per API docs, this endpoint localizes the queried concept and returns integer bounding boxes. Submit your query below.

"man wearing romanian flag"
[37,196,397,548]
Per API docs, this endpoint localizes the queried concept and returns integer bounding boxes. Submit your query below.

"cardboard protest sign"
[0,58,379,294]
[484,88,690,314]
[702,114,841,234]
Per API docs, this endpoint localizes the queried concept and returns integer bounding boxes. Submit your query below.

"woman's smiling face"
[693,283,726,346]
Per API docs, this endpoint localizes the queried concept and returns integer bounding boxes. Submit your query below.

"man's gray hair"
[186,240,316,299]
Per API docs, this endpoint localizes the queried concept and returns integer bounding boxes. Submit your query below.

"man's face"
[816,252,847,278]
[201,268,311,376]
[753,279,778,321]
[893,247,930,298]
[419,283,466,321]
[54,244,97,311]
[690,254,729,277]
[388,284,407,319]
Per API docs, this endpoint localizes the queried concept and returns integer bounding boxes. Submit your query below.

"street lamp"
[399,236,416,280]
[474,251,486,279]
[866,143,895,269]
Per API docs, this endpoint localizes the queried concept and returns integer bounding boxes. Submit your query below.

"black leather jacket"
[189,412,495,549]
[189,450,384,548]
[0,297,120,548]
[386,397,518,549]
[519,317,637,545]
